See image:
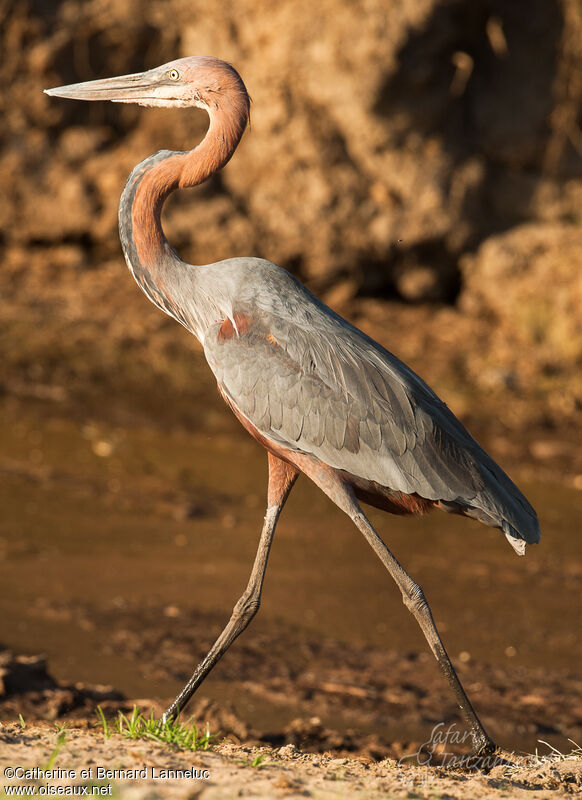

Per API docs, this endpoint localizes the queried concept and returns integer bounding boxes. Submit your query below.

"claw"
[450,738,502,772]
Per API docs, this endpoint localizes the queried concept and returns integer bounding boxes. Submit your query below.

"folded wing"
[204,304,540,552]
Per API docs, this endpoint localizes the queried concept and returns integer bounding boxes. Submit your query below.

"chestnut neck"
[118,92,249,326]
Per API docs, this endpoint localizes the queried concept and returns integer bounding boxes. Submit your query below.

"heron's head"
[45,56,250,115]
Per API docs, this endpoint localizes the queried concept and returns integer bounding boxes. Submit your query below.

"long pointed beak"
[44,71,156,103]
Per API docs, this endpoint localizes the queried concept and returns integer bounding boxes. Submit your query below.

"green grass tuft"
[95,706,111,739]
[44,731,67,770]
[95,706,216,751]
[54,721,71,733]
[250,753,271,768]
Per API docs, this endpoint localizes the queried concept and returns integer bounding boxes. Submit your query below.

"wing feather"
[202,301,539,547]
[205,310,468,500]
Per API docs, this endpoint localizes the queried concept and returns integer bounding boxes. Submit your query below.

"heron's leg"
[294,458,494,756]
[162,453,298,722]
[350,507,495,756]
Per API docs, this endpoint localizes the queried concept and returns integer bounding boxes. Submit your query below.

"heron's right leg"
[163,453,298,722]
[349,507,495,758]
[293,458,495,759]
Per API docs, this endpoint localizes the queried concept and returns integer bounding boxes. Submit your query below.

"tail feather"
[438,459,541,555]
[503,523,528,556]
[473,461,541,555]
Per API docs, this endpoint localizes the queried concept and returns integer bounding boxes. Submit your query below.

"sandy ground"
[1,720,581,800]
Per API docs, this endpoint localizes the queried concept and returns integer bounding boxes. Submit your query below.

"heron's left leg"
[162,521,276,721]
[162,453,298,721]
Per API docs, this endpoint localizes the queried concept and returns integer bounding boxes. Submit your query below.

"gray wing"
[203,304,539,548]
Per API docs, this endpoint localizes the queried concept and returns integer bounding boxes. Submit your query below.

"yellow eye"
[169,69,180,81]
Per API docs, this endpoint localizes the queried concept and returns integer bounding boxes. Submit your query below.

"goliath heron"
[45,57,540,755]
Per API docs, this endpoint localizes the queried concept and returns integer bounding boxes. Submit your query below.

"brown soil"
[2,604,582,759]
[1,721,581,800]
[1,649,581,798]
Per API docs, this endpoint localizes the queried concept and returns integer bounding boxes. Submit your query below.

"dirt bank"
[1,0,582,464]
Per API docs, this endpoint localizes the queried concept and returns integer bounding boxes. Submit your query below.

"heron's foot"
[454,738,501,772]
[160,701,181,725]
[473,736,496,757]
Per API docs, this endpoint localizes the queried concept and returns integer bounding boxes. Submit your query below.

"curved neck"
[118,95,248,327]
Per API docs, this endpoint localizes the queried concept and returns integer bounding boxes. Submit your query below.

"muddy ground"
[1,600,582,758]
[0,391,581,797]
[1,621,581,798]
